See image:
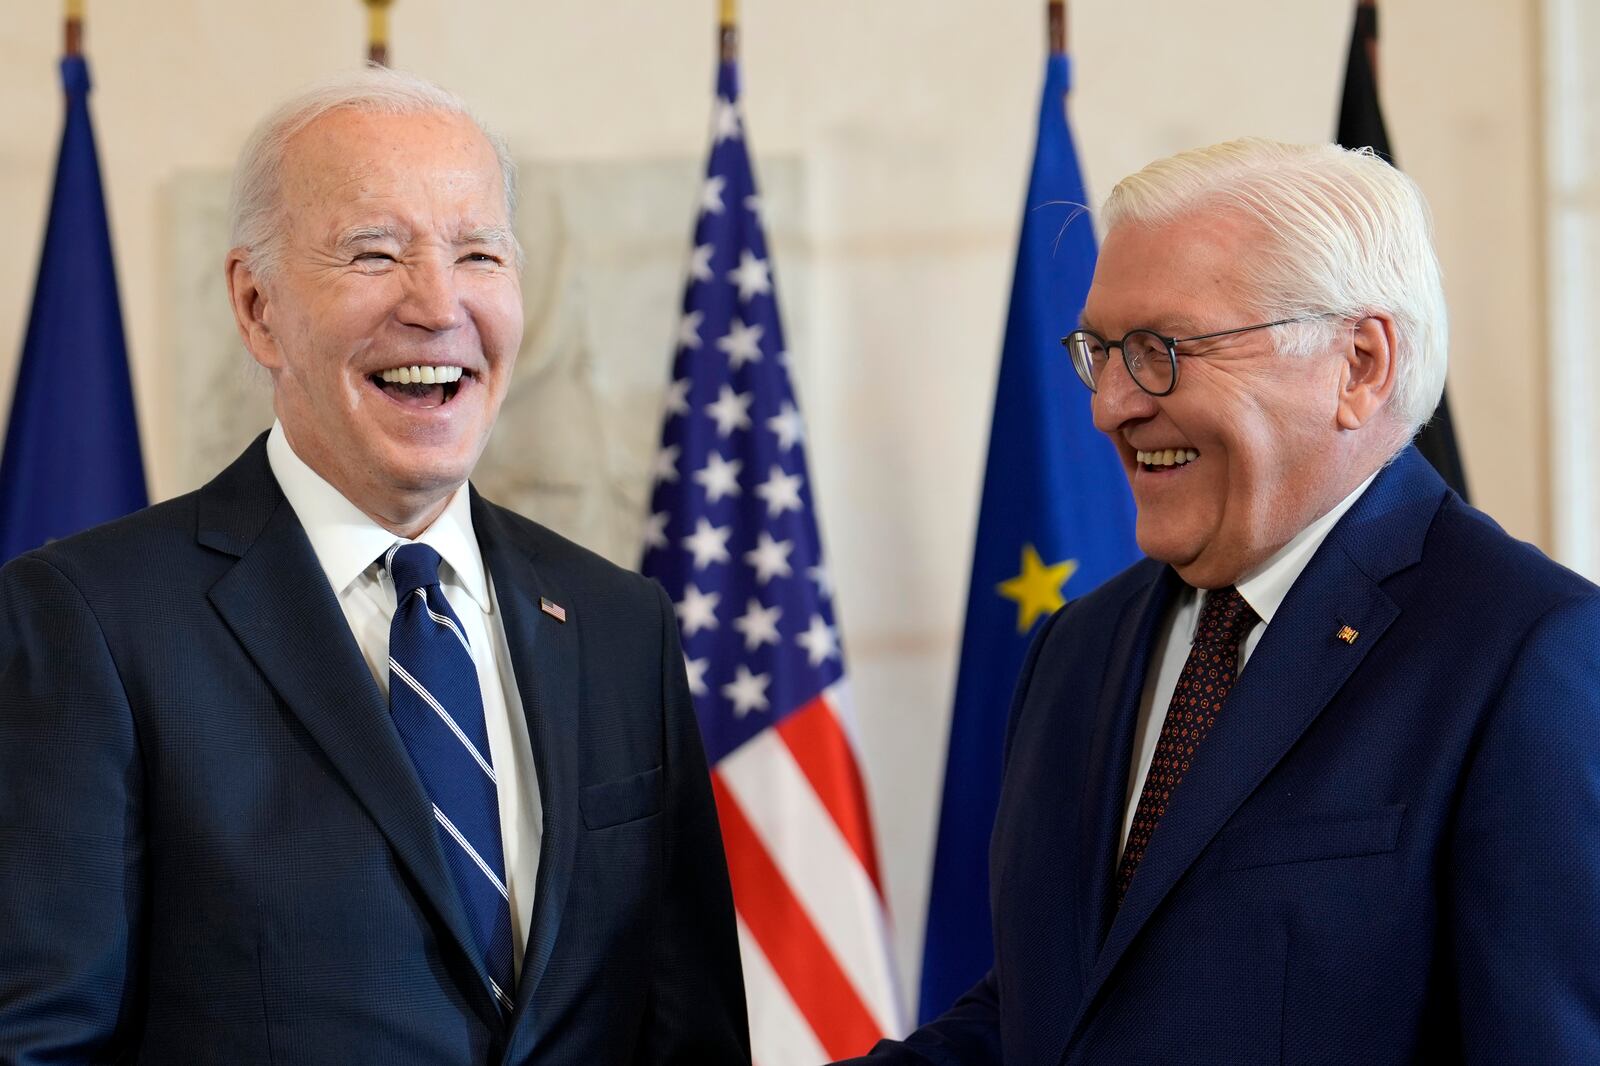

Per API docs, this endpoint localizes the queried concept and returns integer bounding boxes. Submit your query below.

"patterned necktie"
[385,542,515,1013]
[1115,585,1259,903]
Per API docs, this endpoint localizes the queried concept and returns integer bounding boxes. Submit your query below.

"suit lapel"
[200,440,497,1019]
[1074,564,1175,977]
[472,497,581,1044]
[1068,449,1444,1047]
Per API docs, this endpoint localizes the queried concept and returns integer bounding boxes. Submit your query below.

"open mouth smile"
[1136,448,1198,472]
[368,364,472,410]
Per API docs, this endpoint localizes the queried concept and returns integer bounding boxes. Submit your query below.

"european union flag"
[0,55,146,563]
[918,49,1139,1021]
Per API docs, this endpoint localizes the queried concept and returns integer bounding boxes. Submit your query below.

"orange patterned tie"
[1116,585,1258,903]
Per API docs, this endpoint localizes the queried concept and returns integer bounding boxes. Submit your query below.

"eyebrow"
[335,224,410,250]
[1077,315,1211,338]
[457,225,516,249]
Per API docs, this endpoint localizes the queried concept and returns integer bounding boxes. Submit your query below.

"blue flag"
[918,51,1139,1022]
[0,56,146,563]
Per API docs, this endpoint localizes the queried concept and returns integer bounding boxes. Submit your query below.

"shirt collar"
[1180,470,1379,638]
[265,421,491,612]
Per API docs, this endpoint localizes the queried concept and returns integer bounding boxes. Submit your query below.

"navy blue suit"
[855,448,1600,1064]
[0,437,749,1064]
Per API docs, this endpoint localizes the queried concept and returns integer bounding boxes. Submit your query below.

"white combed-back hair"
[228,65,520,280]
[1101,138,1448,437]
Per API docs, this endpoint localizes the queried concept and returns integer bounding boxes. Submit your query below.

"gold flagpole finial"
[1048,0,1066,56]
[718,0,737,63]
[365,0,394,67]
[65,0,85,58]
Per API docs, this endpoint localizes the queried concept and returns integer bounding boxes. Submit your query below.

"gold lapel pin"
[541,597,567,623]
[1335,624,1358,645]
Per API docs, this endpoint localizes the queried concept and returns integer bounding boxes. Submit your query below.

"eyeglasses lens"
[1067,331,1106,390]
[1124,331,1173,393]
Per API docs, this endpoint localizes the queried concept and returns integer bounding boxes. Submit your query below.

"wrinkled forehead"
[1082,212,1264,332]
[278,108,508,229]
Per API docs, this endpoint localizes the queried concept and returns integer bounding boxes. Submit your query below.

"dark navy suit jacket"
[852,448,1600,1065]
[0,437,750,1064]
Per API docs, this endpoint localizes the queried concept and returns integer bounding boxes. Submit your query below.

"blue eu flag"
[918,50,1139,1021]
[0,56,146,563]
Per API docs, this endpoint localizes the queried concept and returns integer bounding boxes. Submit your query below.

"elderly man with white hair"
[843,140,1600,1064]
[0,68,749,1064]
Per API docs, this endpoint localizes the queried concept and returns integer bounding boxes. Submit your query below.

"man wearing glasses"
[844,139,1600,1063]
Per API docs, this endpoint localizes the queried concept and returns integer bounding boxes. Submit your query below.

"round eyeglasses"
[1062,317,1318,397]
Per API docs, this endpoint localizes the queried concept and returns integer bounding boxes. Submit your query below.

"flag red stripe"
[776,696,886,898]
[711,772,885,1059]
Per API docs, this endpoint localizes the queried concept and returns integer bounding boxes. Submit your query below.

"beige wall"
[0,0,1549,1009]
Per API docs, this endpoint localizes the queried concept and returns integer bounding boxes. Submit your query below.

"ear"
[225,249,282,371]
[1335,315,1398,430]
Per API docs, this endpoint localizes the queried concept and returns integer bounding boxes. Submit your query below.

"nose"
[1091,349,1158,434]
[397,257,465,332]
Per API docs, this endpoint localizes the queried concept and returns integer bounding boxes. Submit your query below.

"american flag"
[641,57,902,1063]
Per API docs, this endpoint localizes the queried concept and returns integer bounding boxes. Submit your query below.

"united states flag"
[641,57,901,1064]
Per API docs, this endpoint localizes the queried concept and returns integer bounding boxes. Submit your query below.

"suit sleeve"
[635,581,751,1065]
[0,555,145,1062]
[1450,593,1600,1063]
[834,605,1069,1066]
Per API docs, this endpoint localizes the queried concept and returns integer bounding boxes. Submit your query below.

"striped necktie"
[385,542,515,1013]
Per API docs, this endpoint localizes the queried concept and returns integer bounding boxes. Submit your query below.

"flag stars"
[743,531,795,584]
[712,97,742,143]
[808,564,834,601]
[688,243,715,283]
[727,250,772,302]
[767,402,805,451]
[699,174,727,215]
[997,544,1078,633]
[676,311,704,352]
[716,318,765,369]
[722,664,772,717]
[693,452,743,503]
[652,444,681,484]
[662,378,691,418]
[733,598,783,652]
[682,517,733,569]
[706,384,754,437]
[755,466,804,517]
[796,614,841,667]
[684,655,709,697]
[674,584,720,637]
[641,511,669,551]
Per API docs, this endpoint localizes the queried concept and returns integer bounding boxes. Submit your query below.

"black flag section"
[1336,1,1470,502]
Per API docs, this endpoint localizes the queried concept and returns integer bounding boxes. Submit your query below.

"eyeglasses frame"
[1062,316,1322,397]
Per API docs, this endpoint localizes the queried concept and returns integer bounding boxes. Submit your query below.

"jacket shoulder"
[1424,494,1599,616]
[2,489,209,594]
[473,496,664,605]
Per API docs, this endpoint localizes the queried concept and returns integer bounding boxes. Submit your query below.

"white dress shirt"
[266,422,542,977]
[1120,472,1379,849]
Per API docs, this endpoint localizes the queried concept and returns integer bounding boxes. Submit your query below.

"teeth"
[1136,448,1199,468]
[377,365,465,385]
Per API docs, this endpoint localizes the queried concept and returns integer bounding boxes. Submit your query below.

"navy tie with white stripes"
[385,542,515,1013]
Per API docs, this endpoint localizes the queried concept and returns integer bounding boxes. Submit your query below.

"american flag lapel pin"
[540,597,567,623]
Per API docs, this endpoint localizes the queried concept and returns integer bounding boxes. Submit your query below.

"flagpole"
[365,0,393,66]
[719,0,737,62]
[65,0,84,58]
[1048,0,1065,56]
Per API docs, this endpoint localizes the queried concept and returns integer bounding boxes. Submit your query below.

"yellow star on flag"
[997,544,1078,633]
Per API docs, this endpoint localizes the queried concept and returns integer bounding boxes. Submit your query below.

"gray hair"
[1101,138,1448,437]
[228,65,520,279]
